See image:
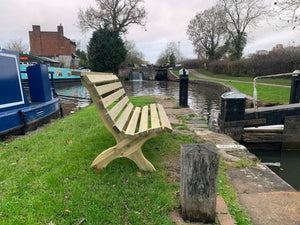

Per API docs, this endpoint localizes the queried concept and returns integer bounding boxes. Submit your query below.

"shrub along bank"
[207,49,300,77]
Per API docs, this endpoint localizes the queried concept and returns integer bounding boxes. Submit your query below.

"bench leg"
[91,145,122,169]
[91,133,161,171]
[127,148,155,171]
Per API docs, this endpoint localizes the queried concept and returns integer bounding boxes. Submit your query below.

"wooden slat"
[102,89,126,108]
[125,107,141,137]
[150,104,161,132]
[106,96,129,121]
[96,82,122,95]
[72,71,112,77]
[139,106,149,136]
[157,104,172,132]
[81,77,98,99]
[82,74,119,86]
[114,103,134,132]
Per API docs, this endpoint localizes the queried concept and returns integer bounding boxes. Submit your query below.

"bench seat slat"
[157,104,172,132]
[139,106,149,136]
[114,103,134,132]
[96,82,122,96]
[102,89,126,108]
[150,104,161,132]
[125,107,141,137]
[107,96,129,122]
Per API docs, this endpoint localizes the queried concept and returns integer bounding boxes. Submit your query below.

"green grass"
[0,96,253,224]
[130,96,156,107]
[171,70,179,76]
[0,101,197,225]
[218,159,253,225]
[222,81,290,104]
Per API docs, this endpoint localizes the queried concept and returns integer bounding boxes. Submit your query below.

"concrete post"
[180,144,219,223]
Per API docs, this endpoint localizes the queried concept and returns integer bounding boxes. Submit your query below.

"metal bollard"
[220,92,246,122]
[179,69,189,107]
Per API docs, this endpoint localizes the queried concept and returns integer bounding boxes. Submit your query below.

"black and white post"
[179,68,189,107]
[289,71,300,104]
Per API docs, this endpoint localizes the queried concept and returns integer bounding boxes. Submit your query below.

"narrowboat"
[0,49,60,139]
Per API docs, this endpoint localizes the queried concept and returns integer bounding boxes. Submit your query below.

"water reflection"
[122,80,221,131]
[55,84,91,115]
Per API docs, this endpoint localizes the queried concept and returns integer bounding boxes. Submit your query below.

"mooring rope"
[57,94,92,101]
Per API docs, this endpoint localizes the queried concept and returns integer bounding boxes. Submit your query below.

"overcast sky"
[1,0,299,64]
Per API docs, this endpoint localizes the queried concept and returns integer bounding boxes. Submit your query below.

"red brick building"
[29,25,78,68]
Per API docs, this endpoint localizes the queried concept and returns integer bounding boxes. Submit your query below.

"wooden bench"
[74,71,172,171]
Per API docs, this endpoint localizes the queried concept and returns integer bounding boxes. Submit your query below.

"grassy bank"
[0,97,196,225]
[172,69,291,104]
[0,97,252,224]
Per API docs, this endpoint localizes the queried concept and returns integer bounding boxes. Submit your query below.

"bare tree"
[219,0,267,60]
[78,0,146,34]
[187,5,229,60]
[119,40,145,67]
[5,39,28,54]
[156,42,179,66]
[274,0,300,29]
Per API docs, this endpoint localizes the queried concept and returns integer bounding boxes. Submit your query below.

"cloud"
[126,0,215,63]
[1,0,299,64]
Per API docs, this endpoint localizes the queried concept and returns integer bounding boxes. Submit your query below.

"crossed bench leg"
[91,132,163,171]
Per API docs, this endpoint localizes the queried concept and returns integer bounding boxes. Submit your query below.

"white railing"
[253,71,299,112]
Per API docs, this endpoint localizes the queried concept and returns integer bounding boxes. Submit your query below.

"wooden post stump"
[180,144,219,223]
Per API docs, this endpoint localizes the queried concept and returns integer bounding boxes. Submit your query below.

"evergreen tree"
[169,52,176,65]
[88,27,127,72]
[76,49,89,68]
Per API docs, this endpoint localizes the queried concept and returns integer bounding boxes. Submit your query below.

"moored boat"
[0,49,61,139]
[20,64,84,84]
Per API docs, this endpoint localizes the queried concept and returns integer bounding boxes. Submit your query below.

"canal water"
[55,80,300,192]
[250,150,300,192]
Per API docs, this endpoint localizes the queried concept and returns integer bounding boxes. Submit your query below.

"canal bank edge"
[154,95,300,225]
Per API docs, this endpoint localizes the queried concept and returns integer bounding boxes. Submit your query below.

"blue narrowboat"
[0,49,60,139]
[20,64,83,83]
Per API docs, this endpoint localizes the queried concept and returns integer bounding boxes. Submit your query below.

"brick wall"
[29,25,76,56]
[167,69,179,81]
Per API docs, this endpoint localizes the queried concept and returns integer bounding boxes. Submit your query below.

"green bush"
[206,48,300,77]
[207,60,229,74]
[179,59,203,69]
